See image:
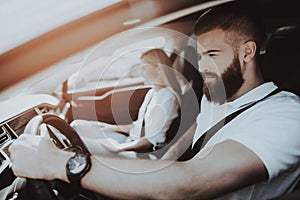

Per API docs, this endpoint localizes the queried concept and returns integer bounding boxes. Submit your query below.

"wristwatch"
[66,152,91,185]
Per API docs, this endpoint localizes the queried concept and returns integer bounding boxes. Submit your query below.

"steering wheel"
[23,114,97,200]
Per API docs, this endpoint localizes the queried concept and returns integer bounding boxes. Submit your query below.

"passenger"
[71,48,181,157]
[6,2,300,199]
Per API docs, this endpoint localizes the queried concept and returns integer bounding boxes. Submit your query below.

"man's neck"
[227,73,264,103]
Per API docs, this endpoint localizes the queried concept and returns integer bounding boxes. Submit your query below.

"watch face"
[68,153,88,174]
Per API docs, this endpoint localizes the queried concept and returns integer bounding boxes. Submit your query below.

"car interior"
[0,0,300,199]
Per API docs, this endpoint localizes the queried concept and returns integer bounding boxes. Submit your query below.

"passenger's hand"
[8,134,73,181]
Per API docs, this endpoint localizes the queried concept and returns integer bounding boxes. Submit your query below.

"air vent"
[0,150,10,174]
[0,127,9,145]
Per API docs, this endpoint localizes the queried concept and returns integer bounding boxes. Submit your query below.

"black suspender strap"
[178,88,281,161]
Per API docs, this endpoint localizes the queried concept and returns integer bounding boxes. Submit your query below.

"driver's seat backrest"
[261,25,300,198]
[152,45,202,158]
[166,43,202,143]
[182,45,203,102]
[261,25,300,96]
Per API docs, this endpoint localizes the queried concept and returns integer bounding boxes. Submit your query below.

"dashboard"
[0,84,148,175]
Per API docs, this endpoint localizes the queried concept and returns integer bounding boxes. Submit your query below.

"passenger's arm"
[112,124,133,133]
[118,138,152,152]
[9,134,267,200]
[144,90,179,147]
[98,138,153,153]
[71,119,133,133]
[92,121,133,133]
[161,122,196,160]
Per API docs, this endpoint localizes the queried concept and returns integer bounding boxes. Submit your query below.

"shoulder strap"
[178,88,281,161]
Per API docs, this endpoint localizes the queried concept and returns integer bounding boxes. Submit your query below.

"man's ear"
[243,41,256,62]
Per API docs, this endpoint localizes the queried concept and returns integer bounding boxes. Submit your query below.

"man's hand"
[8,134,73,182]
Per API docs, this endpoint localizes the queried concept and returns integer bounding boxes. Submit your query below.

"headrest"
[261,25,300,96]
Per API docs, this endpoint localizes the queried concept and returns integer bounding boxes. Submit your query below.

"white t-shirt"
[193,82,300,199]
[129,87,179,147]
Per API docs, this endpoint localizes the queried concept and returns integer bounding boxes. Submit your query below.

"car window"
[54,27,191,96]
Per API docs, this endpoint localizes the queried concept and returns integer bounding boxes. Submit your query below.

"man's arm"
[81,140,267,199]
[161,122,196,160]
[9,134,267,199]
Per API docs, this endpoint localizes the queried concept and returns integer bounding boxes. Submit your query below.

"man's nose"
[198,56,213,72]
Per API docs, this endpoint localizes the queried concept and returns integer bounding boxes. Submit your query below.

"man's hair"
[194,2,265,55]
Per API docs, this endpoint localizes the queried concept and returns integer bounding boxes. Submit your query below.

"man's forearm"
[78,140,265,200]
[80,156,193,199]
[54,150,192,199]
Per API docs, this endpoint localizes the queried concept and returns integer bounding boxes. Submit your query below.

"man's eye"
[208,54,217,57]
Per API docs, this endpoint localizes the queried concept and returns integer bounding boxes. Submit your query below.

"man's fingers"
[39,124,50,138]
[23,115,43,135]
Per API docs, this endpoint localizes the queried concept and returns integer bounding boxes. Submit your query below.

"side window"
[66,27,190,93]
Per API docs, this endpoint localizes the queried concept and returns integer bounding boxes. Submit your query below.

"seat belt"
[178,88,281,161]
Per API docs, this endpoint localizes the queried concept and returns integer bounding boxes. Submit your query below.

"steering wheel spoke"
[46,125,71,149]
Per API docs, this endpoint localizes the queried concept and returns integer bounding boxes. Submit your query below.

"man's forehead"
[196,29,229,53]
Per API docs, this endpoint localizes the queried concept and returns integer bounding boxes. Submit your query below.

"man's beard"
[202,55,244,104]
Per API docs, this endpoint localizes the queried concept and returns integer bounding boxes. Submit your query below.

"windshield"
[0,0,121,54]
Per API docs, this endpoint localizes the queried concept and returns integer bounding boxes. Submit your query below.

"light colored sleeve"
[144,88,179,147]
[129,89,154,139]
[227,93,300,181]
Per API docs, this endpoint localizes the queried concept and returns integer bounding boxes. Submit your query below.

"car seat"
[261,25,300,96]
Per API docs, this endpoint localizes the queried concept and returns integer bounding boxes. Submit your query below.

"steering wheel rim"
[23,114,92,200]
[24,114,91,153]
